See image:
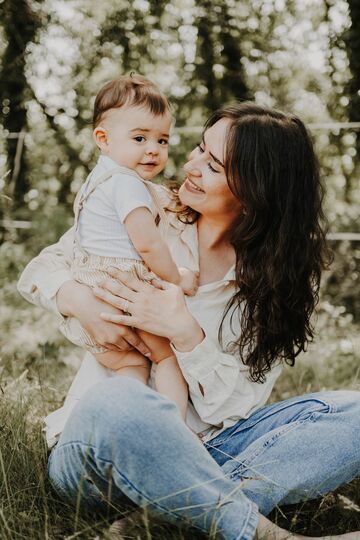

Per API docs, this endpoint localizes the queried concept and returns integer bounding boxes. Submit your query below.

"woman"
[18,103,360,539]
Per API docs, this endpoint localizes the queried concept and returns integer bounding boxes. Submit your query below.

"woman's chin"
[178,183,189,205]
[178,183,200,209]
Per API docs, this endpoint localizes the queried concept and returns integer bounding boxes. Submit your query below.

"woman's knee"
[71,376,177,440]
[86,376,153,416]
[326,390,360,415]
[335,391,360,435]
[318,390,360,455]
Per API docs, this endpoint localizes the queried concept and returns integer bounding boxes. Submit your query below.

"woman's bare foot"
[256,514,360,540]
[107,510,142,539]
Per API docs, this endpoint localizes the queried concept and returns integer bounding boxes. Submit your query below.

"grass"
[1,241,360,539]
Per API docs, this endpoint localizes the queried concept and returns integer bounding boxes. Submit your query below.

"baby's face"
[95,104,171,180]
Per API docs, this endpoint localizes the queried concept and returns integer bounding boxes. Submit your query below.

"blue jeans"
[48,377,360,540]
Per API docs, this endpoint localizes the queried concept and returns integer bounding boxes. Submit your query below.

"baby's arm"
[125,207,197,294]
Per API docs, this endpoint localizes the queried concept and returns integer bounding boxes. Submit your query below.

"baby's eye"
[198,144,205,153]
[134,136,146,143]
[159,138,169,146]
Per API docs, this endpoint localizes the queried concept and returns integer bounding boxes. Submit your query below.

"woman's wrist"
[170,315,205,352]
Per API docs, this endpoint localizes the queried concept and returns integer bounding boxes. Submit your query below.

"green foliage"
[322,240,360,322]
[0,0,358,218]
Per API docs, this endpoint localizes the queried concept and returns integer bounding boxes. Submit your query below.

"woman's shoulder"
[148,182,174,207]
[151,183,193,233]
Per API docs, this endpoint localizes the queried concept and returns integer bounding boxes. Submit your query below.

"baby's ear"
[93,126,108,150]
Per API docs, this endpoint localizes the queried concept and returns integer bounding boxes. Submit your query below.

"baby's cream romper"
[60,164,168,354]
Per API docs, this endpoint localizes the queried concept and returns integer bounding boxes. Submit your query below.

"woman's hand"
[94,269,205,352]
[56,280,151,356]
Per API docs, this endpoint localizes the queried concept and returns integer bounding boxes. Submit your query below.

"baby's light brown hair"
[93,73,171,129]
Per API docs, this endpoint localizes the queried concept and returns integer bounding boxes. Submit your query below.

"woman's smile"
[184,177,205,194]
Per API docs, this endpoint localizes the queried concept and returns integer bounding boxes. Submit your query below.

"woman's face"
[179,118,242,221]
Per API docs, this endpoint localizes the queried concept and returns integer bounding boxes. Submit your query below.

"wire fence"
[1,122,359,237]
[174,122,360,134]
[1,222,360,240]
[2,121,360,139]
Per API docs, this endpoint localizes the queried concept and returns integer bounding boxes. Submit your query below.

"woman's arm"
[172,335,282,425]
[17,227,151,356]
[17,227,75,316]
[95,270,282,426]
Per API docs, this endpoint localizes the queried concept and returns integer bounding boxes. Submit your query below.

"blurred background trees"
[0,0,359,318]
[0,0,358,204]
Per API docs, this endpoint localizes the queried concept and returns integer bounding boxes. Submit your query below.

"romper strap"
[75,167,124,212]
[143,180,169,229]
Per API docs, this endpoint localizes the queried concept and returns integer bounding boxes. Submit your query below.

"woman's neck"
[197,214,231,250]
[197,215,235,285]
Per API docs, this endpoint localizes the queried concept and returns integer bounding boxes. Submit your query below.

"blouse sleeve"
[173,335,282,425]
[17,227,75,319]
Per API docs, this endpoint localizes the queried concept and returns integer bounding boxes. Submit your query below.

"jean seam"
[229,420,303,480]
[229,400,337,481]
[324,399,337,413]
[48,444,110,507]
[50,441,211,534]
[208,396,337,449]
[235,501,259,540]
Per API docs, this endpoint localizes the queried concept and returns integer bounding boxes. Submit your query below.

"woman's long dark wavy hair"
[175,102,332,383]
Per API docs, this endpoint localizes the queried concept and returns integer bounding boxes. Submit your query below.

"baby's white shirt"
[78,155,156,258]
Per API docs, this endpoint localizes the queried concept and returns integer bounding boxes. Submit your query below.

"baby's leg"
[137,330,188,420]
[94,350,150,385]
[155,356,189,420]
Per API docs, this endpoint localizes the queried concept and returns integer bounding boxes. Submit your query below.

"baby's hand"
[178,267,199,297]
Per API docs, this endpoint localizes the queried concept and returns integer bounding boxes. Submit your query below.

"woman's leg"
[48,377,259,540]
[206,391,360,517]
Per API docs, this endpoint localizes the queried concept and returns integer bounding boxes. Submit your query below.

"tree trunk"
[345,0,360,157]
[0,0,42,210]
[218,2,251,103]
[194,0,250,115]
[195,1,221,113]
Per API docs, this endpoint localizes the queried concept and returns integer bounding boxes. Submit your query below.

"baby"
[61,74,198,420]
